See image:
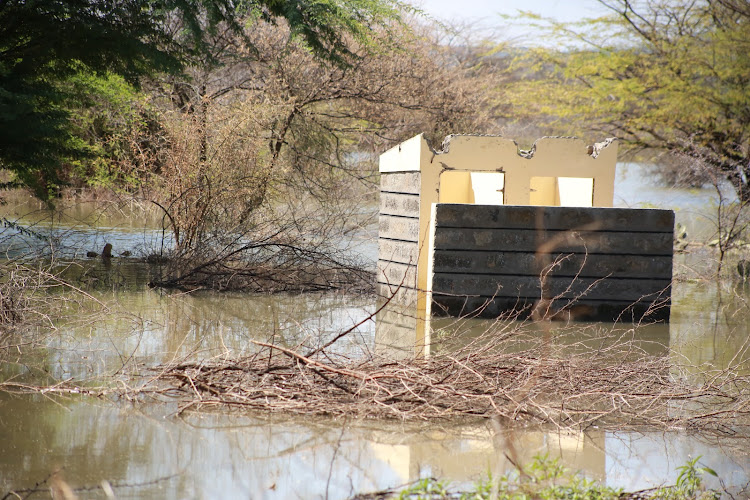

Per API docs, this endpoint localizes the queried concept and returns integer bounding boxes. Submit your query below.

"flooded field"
[1,164,750,498]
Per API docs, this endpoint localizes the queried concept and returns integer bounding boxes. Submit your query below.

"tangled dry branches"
[132,320,750,434]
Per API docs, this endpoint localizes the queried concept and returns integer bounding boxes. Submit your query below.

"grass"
[355,455,721,500]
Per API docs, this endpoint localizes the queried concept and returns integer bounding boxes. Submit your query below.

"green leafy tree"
[0,0,179,198]
[503,0,750,201]
[0,0,406,199]
[60,69,156,190]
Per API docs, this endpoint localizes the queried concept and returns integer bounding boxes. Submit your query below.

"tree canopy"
[0,0,406,198]
[0,0,171,197]
[503,0,750,200]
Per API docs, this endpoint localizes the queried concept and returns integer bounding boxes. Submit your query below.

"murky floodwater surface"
[2,164,750,498]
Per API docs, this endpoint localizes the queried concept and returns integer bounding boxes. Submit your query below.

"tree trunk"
[727,164,750,204]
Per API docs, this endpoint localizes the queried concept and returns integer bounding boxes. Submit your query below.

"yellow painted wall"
[367,426,606,485]
[529,176,559,206]
[438,171,474,203]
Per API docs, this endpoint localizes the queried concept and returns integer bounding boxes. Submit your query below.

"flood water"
[1,164,750,498]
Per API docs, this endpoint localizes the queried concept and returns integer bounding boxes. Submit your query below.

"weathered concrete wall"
[377,171,421,302]
[429,204,674,322]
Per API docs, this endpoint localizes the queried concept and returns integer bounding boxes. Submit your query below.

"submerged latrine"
[377,134,674,324]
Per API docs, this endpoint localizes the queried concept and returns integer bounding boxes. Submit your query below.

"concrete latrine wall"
[377,133,675,323]
[430,204,674,322]
[378,171,421,303]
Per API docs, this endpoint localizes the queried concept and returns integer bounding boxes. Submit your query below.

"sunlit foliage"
[502,0,750,200]
[0,0,408,199]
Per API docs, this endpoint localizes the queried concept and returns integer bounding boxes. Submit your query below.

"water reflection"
[373,294,425,358]
[671,280,750,372]
[2,394,748,499]
[375,302,673,360]
[3,163,750,497]
[374,274,750,374]
[4,274,746,497]
[6,286,375,384]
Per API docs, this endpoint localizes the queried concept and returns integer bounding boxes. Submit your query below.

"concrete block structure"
[377,134,674,327]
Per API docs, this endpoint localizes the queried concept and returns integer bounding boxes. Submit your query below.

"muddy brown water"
[1,164,750,498]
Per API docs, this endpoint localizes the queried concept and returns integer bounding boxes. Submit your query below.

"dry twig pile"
[140,321,750,433]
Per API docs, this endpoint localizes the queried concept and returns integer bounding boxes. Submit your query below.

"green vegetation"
[0,0,407,199]
[502,0,750,201]
[364,455,721,500]
[0,0,178,198]
[0,4,748,496]
[3,0,748,206]
[1,0,501,291]
[3,0,749,286]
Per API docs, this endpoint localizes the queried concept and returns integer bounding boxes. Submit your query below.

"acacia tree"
[0,0,174,198]
[0,0,406,199]
[134,19,500,290]
[502,0,750,201]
